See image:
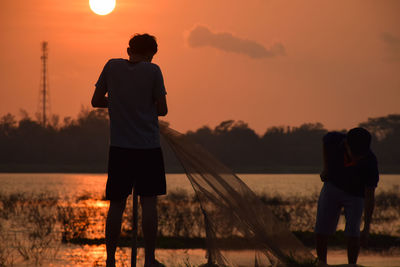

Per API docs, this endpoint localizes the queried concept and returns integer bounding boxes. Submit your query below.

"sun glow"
[89,0,116,15]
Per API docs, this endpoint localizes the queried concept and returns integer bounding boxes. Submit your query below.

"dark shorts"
[106,146,166,200]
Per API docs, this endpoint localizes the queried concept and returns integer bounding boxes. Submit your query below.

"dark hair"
[129,34,158,55]
[346,127,371,156]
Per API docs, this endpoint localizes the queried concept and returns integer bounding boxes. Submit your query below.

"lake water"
[1,173,399,198]
[0,173,399,266]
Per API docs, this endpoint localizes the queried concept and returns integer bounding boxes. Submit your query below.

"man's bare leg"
[141,196,158,266]
[316,234,329,265]
[106,199,127,267]
[347,236,360,264]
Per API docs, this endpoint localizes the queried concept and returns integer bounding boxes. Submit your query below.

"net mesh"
[160,123,315,266]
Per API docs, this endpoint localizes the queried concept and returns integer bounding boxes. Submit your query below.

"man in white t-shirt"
[92,33,168,267]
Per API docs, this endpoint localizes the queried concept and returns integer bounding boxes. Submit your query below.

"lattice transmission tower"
[38,41,51,127]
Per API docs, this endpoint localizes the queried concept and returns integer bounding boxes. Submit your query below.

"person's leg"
[105,147,134,266]
[106,199,127,267]
[141,195,158,266]
[347,236,360,264]
[136,148,166,266]
[343,195,364,265]
[316,234,329,264]
[315,183,341,265]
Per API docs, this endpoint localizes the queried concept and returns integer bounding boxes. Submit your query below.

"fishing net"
[160,123,315,267]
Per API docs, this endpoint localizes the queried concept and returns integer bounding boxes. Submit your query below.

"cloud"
[381,32,400,46]
[380,32,400,62]
[187,25,285,59]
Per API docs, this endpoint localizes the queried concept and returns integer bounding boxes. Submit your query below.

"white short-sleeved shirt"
[95,59,166,149]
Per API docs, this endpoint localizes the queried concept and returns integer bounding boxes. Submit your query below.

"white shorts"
[315,182,364,237]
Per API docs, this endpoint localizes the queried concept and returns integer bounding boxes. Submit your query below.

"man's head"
[127,34,158,62]
[346,127,372,158]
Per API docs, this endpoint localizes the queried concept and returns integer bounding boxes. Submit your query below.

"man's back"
[343,151,379,197]
[323,131,379,197]
[96,59,166,149]
[92,33,168,267]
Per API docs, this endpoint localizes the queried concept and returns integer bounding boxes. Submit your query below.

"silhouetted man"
[315,128,379,266]
[92,34,168,267]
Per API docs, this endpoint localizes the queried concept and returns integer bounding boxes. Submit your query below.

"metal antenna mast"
[39,41,49,127]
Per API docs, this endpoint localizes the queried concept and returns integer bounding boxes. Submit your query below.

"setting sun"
[89,0,116,15]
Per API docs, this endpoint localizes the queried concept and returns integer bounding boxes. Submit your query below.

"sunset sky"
[1,0,399,134]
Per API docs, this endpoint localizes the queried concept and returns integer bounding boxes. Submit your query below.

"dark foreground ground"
[68,231,400,252]
[1,163,400,174]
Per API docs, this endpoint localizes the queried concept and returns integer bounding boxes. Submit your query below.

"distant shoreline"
[1,164,399,174]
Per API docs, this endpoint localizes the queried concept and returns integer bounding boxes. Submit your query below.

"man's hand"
[362,186,375,249]
[360,228,369,248]
[320,143,328,182]
[91,86,108,108]
[155,95,168,116]
[320,170,328,182]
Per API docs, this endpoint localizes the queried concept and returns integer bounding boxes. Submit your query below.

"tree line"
[0,109,399,173]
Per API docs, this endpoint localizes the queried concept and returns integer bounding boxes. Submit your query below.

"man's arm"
[155,95,168,116]
[361,186,376,247]
[91,86,108,108]
[92,60,109,108]
[320,144,328,182]
[363,186,375,231]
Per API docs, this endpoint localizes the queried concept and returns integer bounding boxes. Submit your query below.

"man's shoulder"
[353,150,379,179]
[101,58,126,70]
[362,150,378,167]
[107,58,126,65]
[108,60,160,70]
[109,58,125,62]
[141,62,162,71]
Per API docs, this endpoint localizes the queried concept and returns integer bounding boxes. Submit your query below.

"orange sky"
[1,0,399,134]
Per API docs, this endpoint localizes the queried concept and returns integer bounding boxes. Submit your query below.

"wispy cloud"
[380,32,400,62]
[187,25,285,59]
[381,32,400,45]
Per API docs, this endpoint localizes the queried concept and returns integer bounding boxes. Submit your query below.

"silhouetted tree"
[0,111,398,173]
[187,120,262,170]
[261,123,327,169]
[359,114,400,170]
